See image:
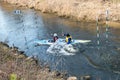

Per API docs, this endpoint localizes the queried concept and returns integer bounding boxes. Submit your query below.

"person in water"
[53,33,58,42]
[65,33,72,44]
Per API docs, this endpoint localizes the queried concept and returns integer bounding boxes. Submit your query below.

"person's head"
[53,33,57,37]
[66,33,70,37]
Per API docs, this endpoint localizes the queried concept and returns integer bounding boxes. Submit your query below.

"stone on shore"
[67,76,77,80]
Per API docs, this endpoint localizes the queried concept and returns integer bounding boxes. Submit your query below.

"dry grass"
[36,0,120,22]
[0,43,65,80]
[3,0,120,22]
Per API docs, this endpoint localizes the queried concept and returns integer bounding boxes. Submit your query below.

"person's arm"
[67,38,71,44]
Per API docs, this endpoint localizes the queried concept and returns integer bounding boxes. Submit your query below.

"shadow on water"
[0,2,120,80]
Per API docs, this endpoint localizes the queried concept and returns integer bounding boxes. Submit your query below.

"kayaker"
[53,33,58,42]
[65,33,72,44]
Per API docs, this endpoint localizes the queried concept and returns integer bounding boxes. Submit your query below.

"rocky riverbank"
[0,42,67,80]
[2,0,120,22]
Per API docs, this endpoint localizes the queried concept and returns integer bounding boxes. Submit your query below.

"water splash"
[47,42,79,56]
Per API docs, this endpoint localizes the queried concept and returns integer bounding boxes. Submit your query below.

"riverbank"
[2,0,120,23]
[0,42,67,80]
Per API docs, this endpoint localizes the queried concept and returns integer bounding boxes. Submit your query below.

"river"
[0,2,120,80]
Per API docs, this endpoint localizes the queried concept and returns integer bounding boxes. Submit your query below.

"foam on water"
[47,42,78,56]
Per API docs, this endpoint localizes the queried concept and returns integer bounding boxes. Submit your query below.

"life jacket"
[66,36,72,44]
[53,36,58,42]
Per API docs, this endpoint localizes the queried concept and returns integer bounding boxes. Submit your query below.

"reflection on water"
[0,2,120,80]
[0,8,9,42]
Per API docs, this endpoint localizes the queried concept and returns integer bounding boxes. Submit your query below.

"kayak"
[34,38,91,45]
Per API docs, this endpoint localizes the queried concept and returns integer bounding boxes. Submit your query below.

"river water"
[0,2,120,80]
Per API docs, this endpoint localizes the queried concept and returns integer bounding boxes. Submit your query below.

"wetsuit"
[53,36,58,42]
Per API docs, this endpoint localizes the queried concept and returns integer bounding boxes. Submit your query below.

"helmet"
[66,33,70,37]
[53,33,57,37]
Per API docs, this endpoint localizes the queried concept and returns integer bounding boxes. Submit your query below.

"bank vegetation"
[0,43,66,80]
[2,0,120,22]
